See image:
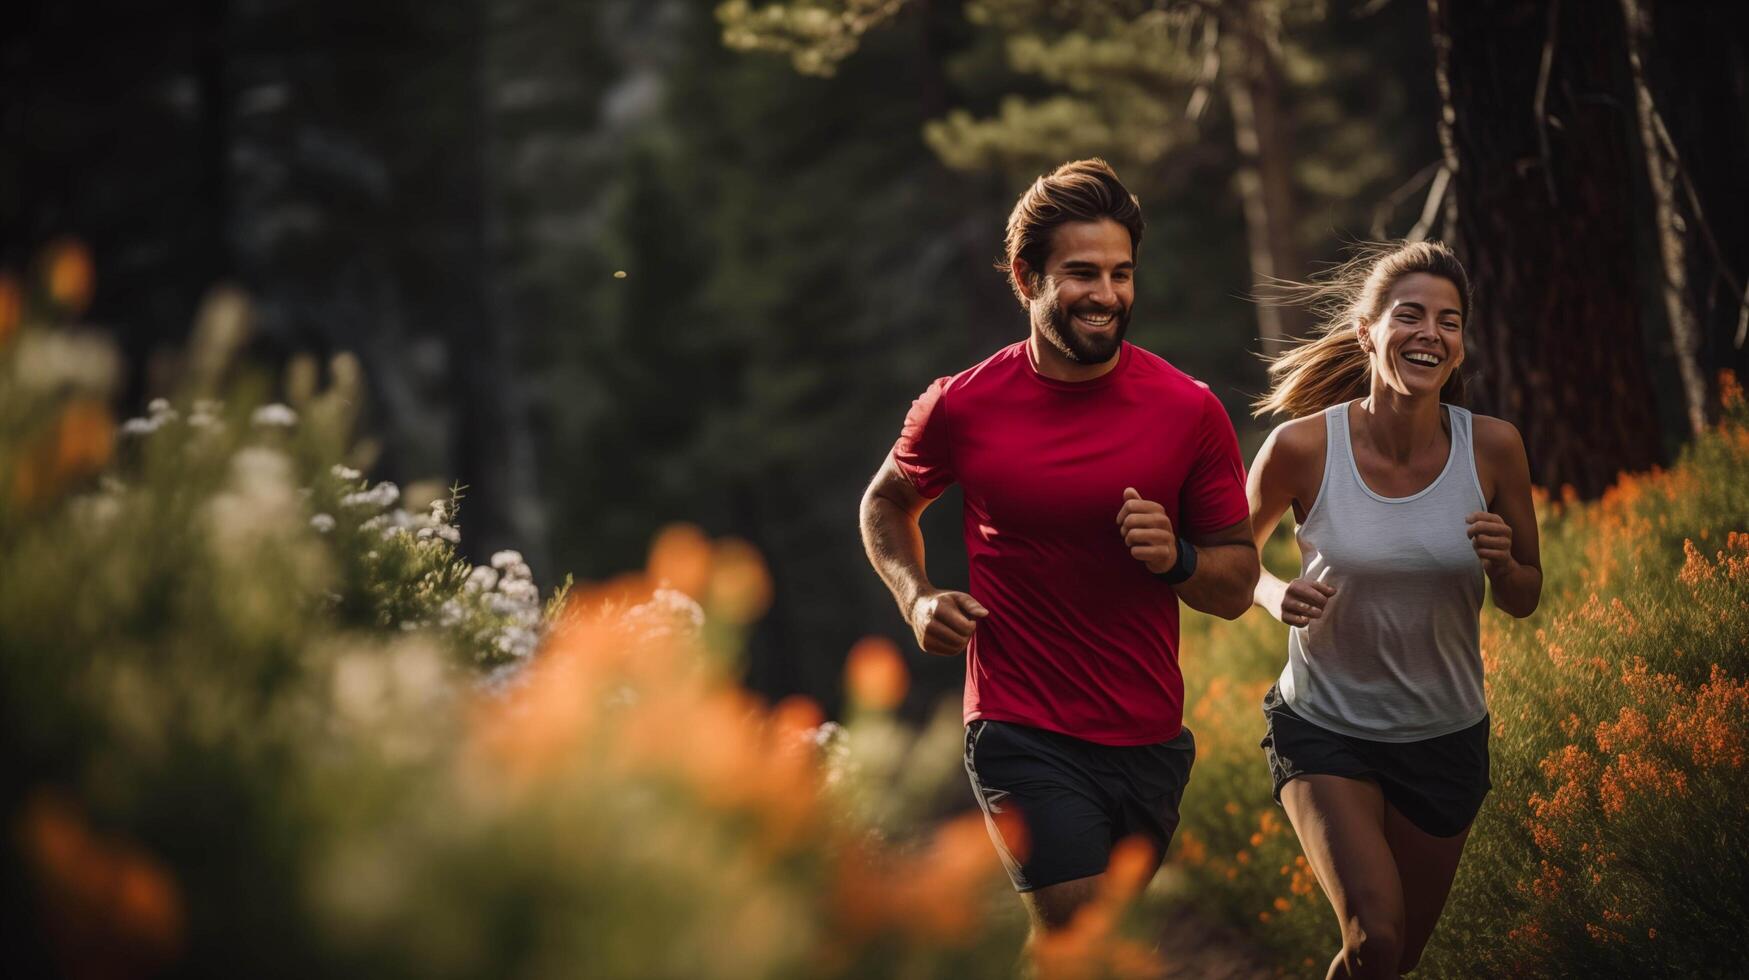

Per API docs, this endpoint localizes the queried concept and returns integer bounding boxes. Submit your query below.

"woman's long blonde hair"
[1253,241,1473,418]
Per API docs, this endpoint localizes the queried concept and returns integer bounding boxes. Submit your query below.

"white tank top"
[1278,401,1489,741]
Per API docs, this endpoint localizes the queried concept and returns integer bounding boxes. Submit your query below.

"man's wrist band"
[1155,538,1198,585]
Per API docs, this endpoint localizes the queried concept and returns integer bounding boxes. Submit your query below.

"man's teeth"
[1404,351,1442,366]
[1077,312,1114,326]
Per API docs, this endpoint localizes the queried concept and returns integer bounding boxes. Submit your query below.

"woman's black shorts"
[964,718,1195,892]
[1259,684,1490,838]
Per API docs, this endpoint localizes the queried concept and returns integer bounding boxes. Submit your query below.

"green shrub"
[0,259,1175,979]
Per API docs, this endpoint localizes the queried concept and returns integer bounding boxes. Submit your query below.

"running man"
[858,159,1260,942]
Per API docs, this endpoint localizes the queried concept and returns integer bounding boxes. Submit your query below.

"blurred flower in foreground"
[19,791,184,977]
[0,273,20,346]
[845,636,908,712]
[45,238,94,314]
[648,522,713,599]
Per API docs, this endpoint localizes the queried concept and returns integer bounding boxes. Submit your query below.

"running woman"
[1245,241,1541,978]
[859,159,1259,945]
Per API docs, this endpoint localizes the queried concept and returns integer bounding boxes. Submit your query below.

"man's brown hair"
[998,158,1145,305]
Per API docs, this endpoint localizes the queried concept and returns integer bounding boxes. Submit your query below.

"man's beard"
[1036,291,1131,365]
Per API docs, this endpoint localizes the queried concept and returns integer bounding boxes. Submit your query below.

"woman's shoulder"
[1465,412,1528,457]
[1258,410,1331,471]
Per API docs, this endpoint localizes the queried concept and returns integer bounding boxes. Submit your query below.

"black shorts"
[1259,684,1490,838]
[963,718,1195,892]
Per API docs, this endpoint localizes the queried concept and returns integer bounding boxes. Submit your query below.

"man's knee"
[1022,874,1101,932]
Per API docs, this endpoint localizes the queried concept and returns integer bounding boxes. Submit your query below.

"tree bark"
[1621,0,1706,436]
[1428,0,1662,499]
[1639,0,1749,407]
[1221,0,1307,357]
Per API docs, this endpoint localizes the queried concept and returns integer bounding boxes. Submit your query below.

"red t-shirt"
[892,341,1250,745]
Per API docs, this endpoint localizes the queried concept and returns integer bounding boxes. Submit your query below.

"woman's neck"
[1354,383,1446,463]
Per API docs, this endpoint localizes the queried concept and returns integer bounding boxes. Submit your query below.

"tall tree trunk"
[1640,0,1749,404]
[1429,0,1662,499]
[1621,0,1706,436]
[1221,0,1307,357]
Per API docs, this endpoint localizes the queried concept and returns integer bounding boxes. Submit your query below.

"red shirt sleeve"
[1179,386,1251,536]
[892,377,956,498]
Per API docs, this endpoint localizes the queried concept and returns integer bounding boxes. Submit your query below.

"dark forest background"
[6,0,1746,718]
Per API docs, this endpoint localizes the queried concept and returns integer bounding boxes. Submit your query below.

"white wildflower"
[489,550,524,571]
[120,416,160,437]
[147,397,173,417]
[621,587,706,640]
[330,464,362,482]
[340,482,399,511]
[497,578,540,605]
[437,599,466,627]
[434,525,460,544]
[251,403,298,428]
[310,513,336,533]
[494,626,540,659]
[464,566,499,593]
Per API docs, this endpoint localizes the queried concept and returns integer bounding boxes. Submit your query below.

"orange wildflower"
[45,238,95,314]
[647,523,713,599]
[844,636,908,711]
[1598,751,1689,816]
[1679,538,1713,586]
[55,399,114,479]
[1720,370,1743,410]
[19,791,184,971]
[1661,665,1749,768]
[707,537,772,624]
[1594,707,1650,754]
[0,272,19,345]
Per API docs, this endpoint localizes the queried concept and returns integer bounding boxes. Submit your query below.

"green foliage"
[0,270,1067,979]
[1168,381,1749,976]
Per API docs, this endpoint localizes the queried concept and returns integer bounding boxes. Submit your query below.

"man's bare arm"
[1117,488,1259,621]
[1175,518,1262,620]
[860,453,988,655]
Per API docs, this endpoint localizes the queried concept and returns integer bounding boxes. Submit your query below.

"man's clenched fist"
[1116,487,1177,574]
[909,590,990,656]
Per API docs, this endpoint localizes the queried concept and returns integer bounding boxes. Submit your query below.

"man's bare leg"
[1021,872,1104,935]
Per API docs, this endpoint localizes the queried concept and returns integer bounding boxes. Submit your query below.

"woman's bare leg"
[1280,775,1405,980]
[1381,805,1470,974]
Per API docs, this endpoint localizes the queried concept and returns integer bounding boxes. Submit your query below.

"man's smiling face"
[1022,218,1136,367]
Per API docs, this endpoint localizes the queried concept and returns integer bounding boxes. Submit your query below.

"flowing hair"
[1253,240,1473,418]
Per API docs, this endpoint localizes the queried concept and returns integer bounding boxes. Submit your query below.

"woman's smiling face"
[1359,272,1465,398]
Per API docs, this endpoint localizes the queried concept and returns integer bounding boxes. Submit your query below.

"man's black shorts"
[1259,684,1490,838]
[963,718,1195,892]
